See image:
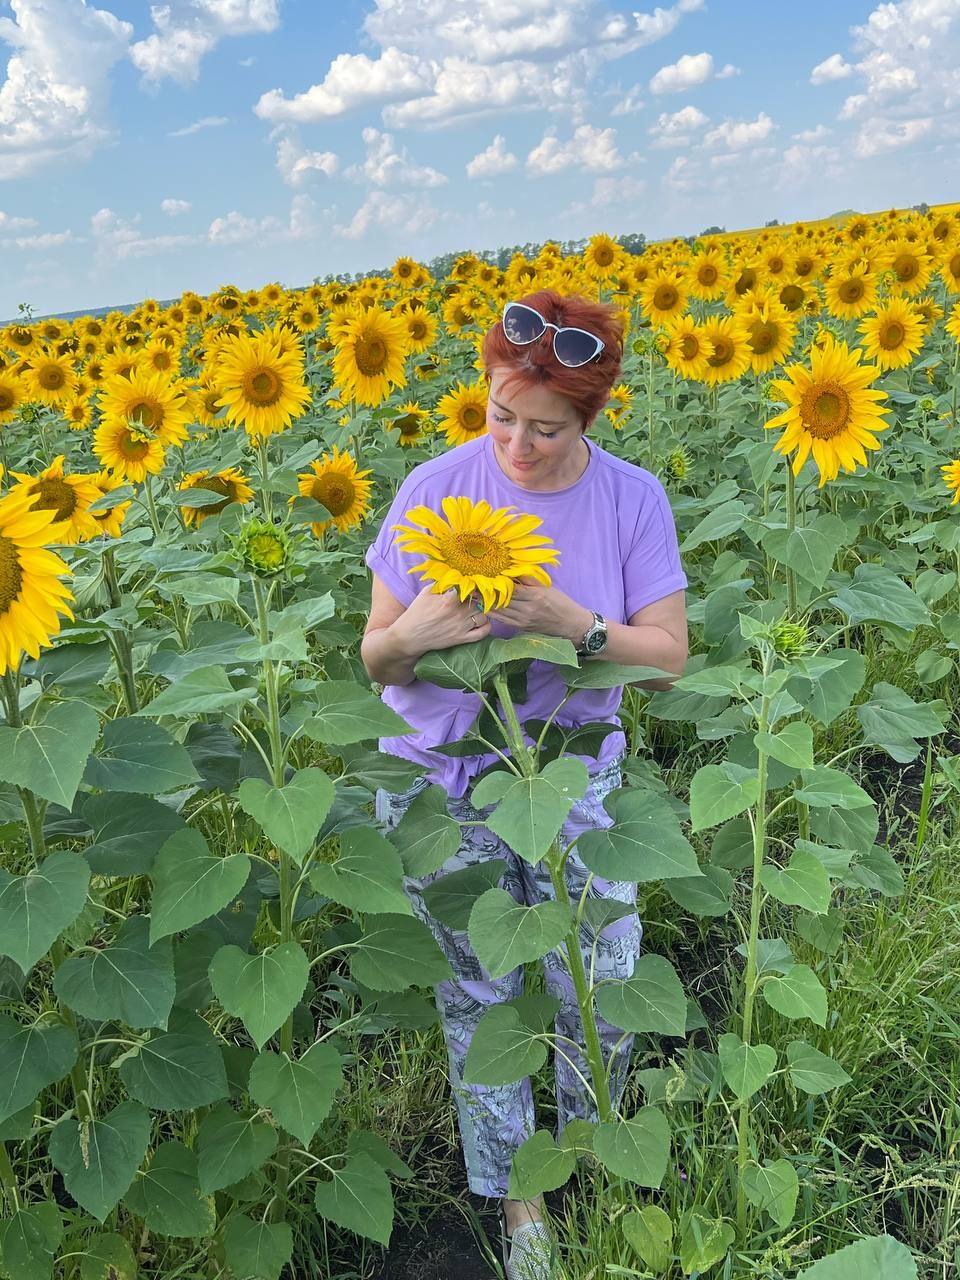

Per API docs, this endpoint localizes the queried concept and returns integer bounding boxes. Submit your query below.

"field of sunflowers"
[0,201,958,1280]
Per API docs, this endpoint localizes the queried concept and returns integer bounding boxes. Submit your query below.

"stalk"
[735,647,772,1236]
[0,1141,20,1210]
[915,738,934,855]
[785,464,798,620]
[142,475,162,539]
[102,546,139,713]
[257,436,273,521]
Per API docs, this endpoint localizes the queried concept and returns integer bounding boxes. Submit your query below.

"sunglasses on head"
[501,301,605,367]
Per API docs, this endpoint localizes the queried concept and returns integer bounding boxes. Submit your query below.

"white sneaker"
[498,1206,557,1280]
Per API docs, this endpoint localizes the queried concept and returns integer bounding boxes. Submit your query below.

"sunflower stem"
[257,435,273,521]
[0,671,47,860]
[143,475,162,539]
[102,546,139,713]
[785,463,798,620]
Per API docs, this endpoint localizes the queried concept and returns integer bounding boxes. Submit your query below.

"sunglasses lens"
[503,303,545,344]
[554,328,601,366]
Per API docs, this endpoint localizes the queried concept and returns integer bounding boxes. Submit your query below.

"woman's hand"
[391,583,491,655]
[488,580,593,645]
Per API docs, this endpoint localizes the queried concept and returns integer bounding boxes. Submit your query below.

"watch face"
[585,629,607,653]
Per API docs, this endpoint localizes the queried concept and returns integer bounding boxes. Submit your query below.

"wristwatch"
[576,611,608,657]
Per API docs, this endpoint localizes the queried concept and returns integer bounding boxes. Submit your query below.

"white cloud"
[853,114,934,157]
[161,198,192,216]
[168,116,229,137]
[239,55,255,66]
[0,210,37,231]
[664,154,694,192]
[525,123,623,175]
[207,194,318,245]
[810,52,853,84]
[2,229,74,250]
[466,134,518,178]
[90,207,198,261]
[648,104,709,147]
[344,126,447,187]
[275,134,339,187]
[564,173,645,215]
[0,0,133,179]
[704,111,775,149]
[476,199,516,220]
[793,123,832,142]
[333,189,439,240]
[255,48,432,123]
[778,142,843,189]
[610,83,644,116]
[130,0,279,85]
[649,51,737,94]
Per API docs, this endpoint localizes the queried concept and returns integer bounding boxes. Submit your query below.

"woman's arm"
[361,574,491,687]
[600,589,688,692]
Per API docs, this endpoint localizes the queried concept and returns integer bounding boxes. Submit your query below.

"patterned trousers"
[374,753,643,1198]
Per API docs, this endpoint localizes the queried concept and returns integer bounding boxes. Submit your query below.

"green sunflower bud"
[236,518,292,576]
[919,396,935,413]
[664,446,691,481]
[769,616,809,660]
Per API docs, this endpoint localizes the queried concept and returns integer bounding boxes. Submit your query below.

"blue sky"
[1,0,958,318]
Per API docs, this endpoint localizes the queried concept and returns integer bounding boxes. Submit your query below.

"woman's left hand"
[487,580,594,644]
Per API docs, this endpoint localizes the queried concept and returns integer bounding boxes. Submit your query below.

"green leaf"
[237,768,335,865]
[0,850,90,973]
[310,827,413,916]
[78,1232,136,1280]
[592,1107,670,1187]
[762,964,827,1027]
[594,955,687,1036]
[664,864,733,917]
[796,1234,917,1279]
[845,845,905,896]
[223,1214,293,1280]
[463,1004,547,1086]
[385,783,460,878]
[196,1105,278,1194]
[761,848,833,914]
[830,563,930,630]
[301,681,412,744]
[565,661,676,690]
[796,908,844,955]
[83,793,184,875]
[786,1040,851,1094]
[314,1151,394,1246]
[467,889,569,979]
[0,701,100,809]
[623,1204,673,1272]
[421,859,507,931]
[123,1140,215,1237]
[689,762,759,833]
[349,913,453,992]
[0,1202,63,1280]
[680,499,748,553]
[48,1100,151,1222]
[488,634,579,668]
[794,649,866,726]
[53,915,175,1029]
[413,642,499,692]
[345,1130,414,1180]
[117,1024,229,1111]
[742,1159,799,1228]
[672,663,757,697]
[760,521,842,588]
[856,682,948,761]
[472,757,589,863]
[136,665,255,718]
[734,937,795,975]
[248,1041,344,1147]
[578,787,701,881]
[149,828,251,945]
[84,717,201,794]
[209,941,310,1049]
[507,1130,576,1199]
[0,1016,78,1123]
[755,720,814,770]
[718,1033,777,1100]
[679,1210,735,1275]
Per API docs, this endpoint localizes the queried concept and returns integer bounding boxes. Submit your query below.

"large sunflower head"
[698,315,752,386]
[178,466,253,527]
[25,350,77,405]
[293,446,374,538]
[662,314,714,381]
[686,249,728,300]
[208,329,311,440]
[0,490,75,674]
[93,419,167,483]
[882,237,935,295]
[62,396,93,432]
[764,335,890,486]
[402,308,438,354]
[390,496,560,612]
[640,270,687,325]
[330,304,410,409]
[8,455,102,545]
[0,370,25,423]
[823,264,878,320]
[436,380,489,448]
[582,233,623,281]
[388,401,432,447]
[98,368,192,447]
[857,297,925,371]
[737,299,798,374]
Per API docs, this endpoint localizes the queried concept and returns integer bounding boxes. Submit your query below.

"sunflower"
[686,249,728,301]
[2,325,34,354]
[93,420,166,483]
[191,378,228,428]
[401,308,438,355]
[942,460,960,504]
[89,469,132,539]
[698,315,752,386]
[583,233,623,282]
[823,264,878,320]
[98,369,192,447]
[882,238,935,295]
[210,329,311,439]
[603,383,633,429]
[0,370,25,424]
[436,380,489,448]
[391,256,420,286]
[661,314,713,381]
[178,467,253,527]
[941,246,960,295]
[640,270,687,325]
[331,305,409,408]
[62,396,93,431]
[390,496,560,612]
[777,280,809,314]
[288,300,322,333]
[0,491,75,674]
[101,350,142,381]
[25,351,77,406]
[739,299,797,374]
[141,340,180,377]
[389,401,432,447]
[8,455,102,545]
[857,298,925,371]
[294,445,373,537]
[764,336,889,486]
[946,304,960,345]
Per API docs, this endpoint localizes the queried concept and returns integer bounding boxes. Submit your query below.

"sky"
[1,0,958,318]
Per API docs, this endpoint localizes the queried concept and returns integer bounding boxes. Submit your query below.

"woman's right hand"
[391,584,492,657]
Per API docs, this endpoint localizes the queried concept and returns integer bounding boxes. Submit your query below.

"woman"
[361,290,688,1278]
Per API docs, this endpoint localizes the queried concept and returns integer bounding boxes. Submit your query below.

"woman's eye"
[490,412,509,424]
[538,430,557,439]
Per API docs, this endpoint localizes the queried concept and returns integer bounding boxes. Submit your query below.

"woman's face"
[485,367,587,490]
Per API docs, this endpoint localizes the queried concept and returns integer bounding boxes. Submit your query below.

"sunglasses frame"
[501,301,605,367]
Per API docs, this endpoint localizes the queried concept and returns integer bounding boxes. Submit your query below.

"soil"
[375,1200,503,1279]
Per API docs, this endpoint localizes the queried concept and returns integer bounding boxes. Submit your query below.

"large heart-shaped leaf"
[468,889,569,979]
[223,1214,293,1280]
[54,915,175,1030]
[594,955,687,1037]
[718,1033,777,1100]
[196,1105,278,1194]
[577,787,701,882]
[301,681,412,745]
[48,1100,151,1222]
[0,1017,78,1124]
[237,768,334,866]
[117,1020,229,1111]
[760,848,832,914]
[689,762,759,833]
[506,1130,576,1200]
[209,942,310,1049]
[0,701,100,809]
[786,1040,851,1094]
[136,665,255,718]
[385,784,460,878]
[123,1140,216,1238]
[742,1159,800,1229]
[310,827,413,916]
[248,1041,344,1148]
[314,1152,394,1246]
[84,718,201,794]
[150,828,251,945]
[0,851,90,973]
[592,1107,670,1187]
[471,758,589,863]
[349,914,453,992]
[463,1004,547,1086]
[762,964,827,1027]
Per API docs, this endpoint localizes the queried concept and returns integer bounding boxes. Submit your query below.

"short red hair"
[481,289,624,432]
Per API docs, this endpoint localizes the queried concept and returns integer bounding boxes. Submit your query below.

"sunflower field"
[0,202,959,1280]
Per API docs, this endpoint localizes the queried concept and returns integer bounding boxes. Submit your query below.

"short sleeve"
[622,476,688,618]
[363,471,428,607]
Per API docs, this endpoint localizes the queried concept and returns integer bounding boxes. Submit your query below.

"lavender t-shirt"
[364,433,688,798]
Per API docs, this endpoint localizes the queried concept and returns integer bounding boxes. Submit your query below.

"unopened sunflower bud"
[664,446,691,481]
[919,396,935,413]
[236,517,292,576]
[770,616,809,660]
[632,337,649,356]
